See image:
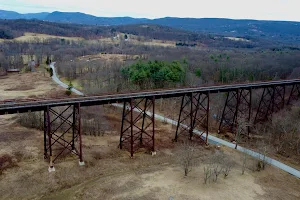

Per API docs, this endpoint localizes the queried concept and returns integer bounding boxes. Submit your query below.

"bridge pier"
[120,97,155,157]
[254,85,285,123]
[287,84,300,105]
[44,103,84,170]
[175,92,209,143]
[218,89,252,137]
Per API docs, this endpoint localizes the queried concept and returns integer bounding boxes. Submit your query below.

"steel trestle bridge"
[1,79,300,167]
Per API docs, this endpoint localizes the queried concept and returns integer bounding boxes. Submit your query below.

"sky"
[1,0,300,21]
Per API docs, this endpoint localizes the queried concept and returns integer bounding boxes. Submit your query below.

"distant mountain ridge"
[0,10,146,25]
[0,10,49,20]
[1,9,300,45]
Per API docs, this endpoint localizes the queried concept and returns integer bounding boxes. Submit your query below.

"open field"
[130,39,176,47]
[14,32,84,42]
[77,53,141,62]
[0,71,66,101]
[0,104,299,200]
[0,32,176,48]
[225,37,251,42]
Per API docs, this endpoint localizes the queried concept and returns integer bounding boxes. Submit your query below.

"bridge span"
[1,79,300,169]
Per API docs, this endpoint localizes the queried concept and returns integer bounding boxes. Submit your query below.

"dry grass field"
[225,37,251,42]
[77,53,140,62]
[14,32,84,42]
[0,71,65,101]
[0,32,176,48]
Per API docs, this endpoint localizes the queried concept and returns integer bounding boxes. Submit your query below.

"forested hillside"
[1,9,299,45]
[0,19,270,48]
[149,18,300,45]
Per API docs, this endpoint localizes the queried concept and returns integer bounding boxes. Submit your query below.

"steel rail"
[1,79,300,114]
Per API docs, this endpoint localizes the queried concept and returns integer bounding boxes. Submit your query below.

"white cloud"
[0,0,299,21]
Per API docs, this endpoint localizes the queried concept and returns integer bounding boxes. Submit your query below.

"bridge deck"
[1,79,300,114]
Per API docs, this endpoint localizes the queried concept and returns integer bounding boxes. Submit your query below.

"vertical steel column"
[43,109,47,159]
[140,98,149,145]
[72,104,76,150]
[152,96,155,152]
[247,89,252,136]
[191,93,201,140]
[189,93,194,140]
[119,101,127,150]
[175,95,185,142]
[76,103,83,163]
[46,106,53,168]
[282,86,285,109]
[270,86,276,114]
[130,98,134,157]
[205,93,210,144]
[234,89,240,126]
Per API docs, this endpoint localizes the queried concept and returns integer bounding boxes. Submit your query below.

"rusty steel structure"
[175,92,209,143]
[287,83,300,105]
[254,86,285,123]
[43,104,83,167]
[218,89,252,136]
[120,97,155,157]
[1,79,300,166]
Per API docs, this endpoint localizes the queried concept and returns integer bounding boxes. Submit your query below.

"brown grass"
[0,70,66,101]
[14,32,84,43]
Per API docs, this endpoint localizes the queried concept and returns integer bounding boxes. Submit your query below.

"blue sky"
[1,0,299,21]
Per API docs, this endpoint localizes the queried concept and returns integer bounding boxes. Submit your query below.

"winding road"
[49,62,300,179]
[50,62,84,96]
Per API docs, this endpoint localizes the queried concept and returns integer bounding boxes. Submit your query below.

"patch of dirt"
[254,167,300,200]
[5,84,35,91]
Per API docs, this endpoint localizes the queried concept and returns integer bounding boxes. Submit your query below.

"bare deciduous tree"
[241,149,248,175]
[178,141,198,177]
[203,166,212,184]
[222,158,234,178]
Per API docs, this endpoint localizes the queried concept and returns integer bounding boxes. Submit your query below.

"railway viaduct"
[1,79,300,169]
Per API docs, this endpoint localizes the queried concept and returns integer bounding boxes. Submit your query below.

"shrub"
[65,90,72,96]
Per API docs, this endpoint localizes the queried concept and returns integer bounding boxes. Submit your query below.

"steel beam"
[3,79,300,115]
[218,89,251,136]
[120,97,155,156]
[254,85,285,123]
[175,92,209,143]
[287,84,300,105]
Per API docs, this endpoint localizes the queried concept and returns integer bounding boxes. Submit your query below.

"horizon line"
[1,9,300,23]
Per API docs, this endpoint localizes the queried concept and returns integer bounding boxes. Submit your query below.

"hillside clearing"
[15,32,84,42]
